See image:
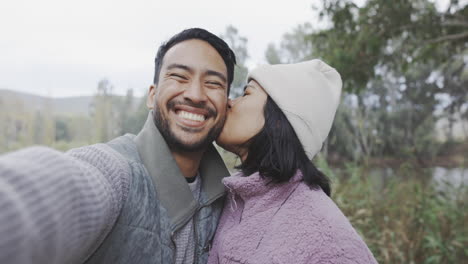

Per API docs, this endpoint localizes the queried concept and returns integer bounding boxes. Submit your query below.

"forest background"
[1,0,467,263]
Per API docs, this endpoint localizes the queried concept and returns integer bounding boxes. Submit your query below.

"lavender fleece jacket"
[208,171,378,264]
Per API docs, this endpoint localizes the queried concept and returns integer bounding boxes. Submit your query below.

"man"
[0,28,236,264]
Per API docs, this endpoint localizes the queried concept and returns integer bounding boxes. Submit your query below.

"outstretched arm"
[0,145,131,264]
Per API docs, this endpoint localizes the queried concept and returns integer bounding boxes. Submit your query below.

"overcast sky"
[0,0,450,98]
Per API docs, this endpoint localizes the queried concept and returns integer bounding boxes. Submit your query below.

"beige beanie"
[248,59,342,160]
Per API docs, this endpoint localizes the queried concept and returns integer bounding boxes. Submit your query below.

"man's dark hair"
[238,96,331,196]
[153,28,236,94]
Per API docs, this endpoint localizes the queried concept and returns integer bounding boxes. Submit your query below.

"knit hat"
[248,59,342,160]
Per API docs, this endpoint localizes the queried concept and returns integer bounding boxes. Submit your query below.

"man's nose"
[183,81,207,104]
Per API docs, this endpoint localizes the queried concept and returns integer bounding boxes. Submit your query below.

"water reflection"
[367,167,467,192]
[432,167,468,191]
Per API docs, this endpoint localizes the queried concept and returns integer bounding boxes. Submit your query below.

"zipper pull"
[202,242,212,253]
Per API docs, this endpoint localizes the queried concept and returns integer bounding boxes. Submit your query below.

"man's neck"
[171,150,205,179]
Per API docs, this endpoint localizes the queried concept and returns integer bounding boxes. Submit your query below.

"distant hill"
[0,89,142,116]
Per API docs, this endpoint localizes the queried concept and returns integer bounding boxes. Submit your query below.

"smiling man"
[150,38,230,178]
[0,28,236,264]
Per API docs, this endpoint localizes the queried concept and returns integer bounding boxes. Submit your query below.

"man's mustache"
[167,100,217,119]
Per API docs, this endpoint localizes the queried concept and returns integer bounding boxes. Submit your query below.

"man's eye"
[170,73,187,80]
[206,81,223,88]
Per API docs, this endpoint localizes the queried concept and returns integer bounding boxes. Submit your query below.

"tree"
[265,23,315,64]
[265,43,283,64]
[55,117,71,142]
[220,25,249,97]
[122,89,149,135]
[119,88,135,135]
[91,79,118,142]
[272,0,467,161]
[311,0,467,94]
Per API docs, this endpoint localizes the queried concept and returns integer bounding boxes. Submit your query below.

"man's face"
[147,39,229,152]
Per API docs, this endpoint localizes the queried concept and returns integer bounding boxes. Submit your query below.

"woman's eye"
[242,85,249,96]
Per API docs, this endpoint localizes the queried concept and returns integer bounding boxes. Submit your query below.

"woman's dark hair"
[238,96,331,196]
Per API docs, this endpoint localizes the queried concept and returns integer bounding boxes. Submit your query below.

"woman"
[208,60,377,264]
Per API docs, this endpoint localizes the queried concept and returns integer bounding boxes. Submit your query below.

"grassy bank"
[327,141,468,169]
[219,147,467,262]
[317,158,467,263]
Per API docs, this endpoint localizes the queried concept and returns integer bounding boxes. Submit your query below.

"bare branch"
[442,20,468,28]
[426,31,468,44]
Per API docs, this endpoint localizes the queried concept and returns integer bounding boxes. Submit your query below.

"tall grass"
[316,157,467,263]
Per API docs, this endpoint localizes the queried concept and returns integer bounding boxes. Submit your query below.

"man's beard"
[153,99,225,152]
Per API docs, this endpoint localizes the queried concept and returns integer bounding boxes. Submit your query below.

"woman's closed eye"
[242,86,251,96]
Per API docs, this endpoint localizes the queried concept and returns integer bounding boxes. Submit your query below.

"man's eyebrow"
[166,63,193,72]
[206,70,227,83]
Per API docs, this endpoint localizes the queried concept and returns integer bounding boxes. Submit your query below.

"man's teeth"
[178,111,205,122]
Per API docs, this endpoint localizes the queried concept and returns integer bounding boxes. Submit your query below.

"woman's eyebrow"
[245,84,256,90]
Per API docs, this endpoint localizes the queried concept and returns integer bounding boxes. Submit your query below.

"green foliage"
[91,79,118,142]
[50,140,91,152]
[220,25,249,98]
[90,80,149,143]
[315,160,468,263]
[0,81,149,154]
[215,144,241,173]
[123,94,150,135]
[55,117,71,142]
[265,23,315,64]
[219,153,468,263]
[265,43,282,64]
[312,0,467,94]
[269,0,468,161]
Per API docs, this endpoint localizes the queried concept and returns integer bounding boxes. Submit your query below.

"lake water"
[368,167,467,192]
[431,167,468,192]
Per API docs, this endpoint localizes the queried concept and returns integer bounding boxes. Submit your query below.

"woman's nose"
[227,99,234,108]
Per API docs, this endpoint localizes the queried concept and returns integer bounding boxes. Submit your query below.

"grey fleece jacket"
[0,112,229,264]
[0,144,131,264]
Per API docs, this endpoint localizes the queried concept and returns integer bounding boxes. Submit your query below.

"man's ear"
[146,85,156,109]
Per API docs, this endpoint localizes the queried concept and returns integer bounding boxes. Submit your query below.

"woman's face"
[217,80,268,159]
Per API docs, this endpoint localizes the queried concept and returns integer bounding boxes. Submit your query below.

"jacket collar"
[223,171,303,201]
[134,112,228,230]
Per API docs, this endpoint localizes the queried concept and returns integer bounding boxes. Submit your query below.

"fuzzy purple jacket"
[208,171,378,264]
